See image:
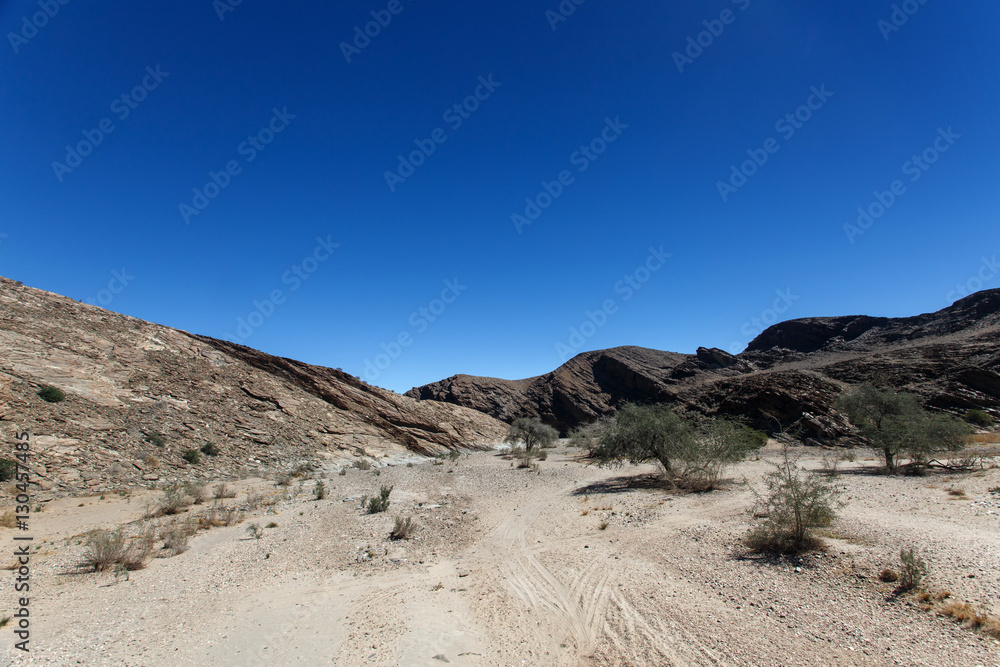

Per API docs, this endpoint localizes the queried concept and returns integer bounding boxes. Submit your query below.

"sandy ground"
[2,444,999,666]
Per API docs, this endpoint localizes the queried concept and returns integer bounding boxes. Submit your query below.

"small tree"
[568,418,611,456]
[747,446,841,553]
[837,384,972,472]
[505,418,558,462]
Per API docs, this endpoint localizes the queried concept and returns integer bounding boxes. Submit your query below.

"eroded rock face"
[409,290,1000,441]
[0,277,505,496]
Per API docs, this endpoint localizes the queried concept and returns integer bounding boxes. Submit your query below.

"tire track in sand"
[490,485,620,656]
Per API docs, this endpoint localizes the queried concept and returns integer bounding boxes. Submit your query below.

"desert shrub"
[138,452,160,468]
[200,443,220,456]
[198,501,241,528]
[274,473,292,487]
[314,480,326,500]
[390,515,417,540]
[354,459,372,471]
[592,403,763,489]
[182,449,200,464]
[837,384,973,472]
[568,418,611,455]
[899,548,928,591]
[339,467,347,476]
[0,458,16,482]
[246,523,263,540]
[158,484,193,516]
[160,528,190,557]
[367,485,393,513]
[213,482,237,499]
[879,568,899,583]
[37,385,65,403]
[80,527,153,572]
[0,511,15,528]
[963,409,994,428]
[505,417,558,452]
[265,521,278,528]
[145,432,166,447]
[746,446,842,554]
[183,483,207,505]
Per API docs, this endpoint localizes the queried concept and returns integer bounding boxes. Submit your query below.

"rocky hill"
[407,290,1000,441]
[0,277,505,497]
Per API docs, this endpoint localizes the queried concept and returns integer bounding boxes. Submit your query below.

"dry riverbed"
[1,444,999,666]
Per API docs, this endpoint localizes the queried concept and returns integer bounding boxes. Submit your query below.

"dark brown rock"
[410,290,1000,440]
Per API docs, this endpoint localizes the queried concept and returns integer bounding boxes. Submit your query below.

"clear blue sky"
[2,1,998,393]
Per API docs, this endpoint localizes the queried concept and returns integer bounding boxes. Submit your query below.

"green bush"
[145,432,166,447]
[963,409,994,428]
[367,485,393,513]
[182,449,200,465]
[200,443,220,456]
[37,386,65,403]
[0,458,16,482]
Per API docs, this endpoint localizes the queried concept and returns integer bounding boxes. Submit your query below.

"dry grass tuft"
[937,601,1000,639]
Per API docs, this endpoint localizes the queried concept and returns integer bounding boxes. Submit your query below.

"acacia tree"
[505,417,558,464]
[592,403,763,488]
[837,384,972,472]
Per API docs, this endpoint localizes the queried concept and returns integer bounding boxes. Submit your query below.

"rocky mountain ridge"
[0,277,506,497]
[407,290,1000,440]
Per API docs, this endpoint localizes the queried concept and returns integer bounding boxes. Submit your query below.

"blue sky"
[2,1,998,393]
